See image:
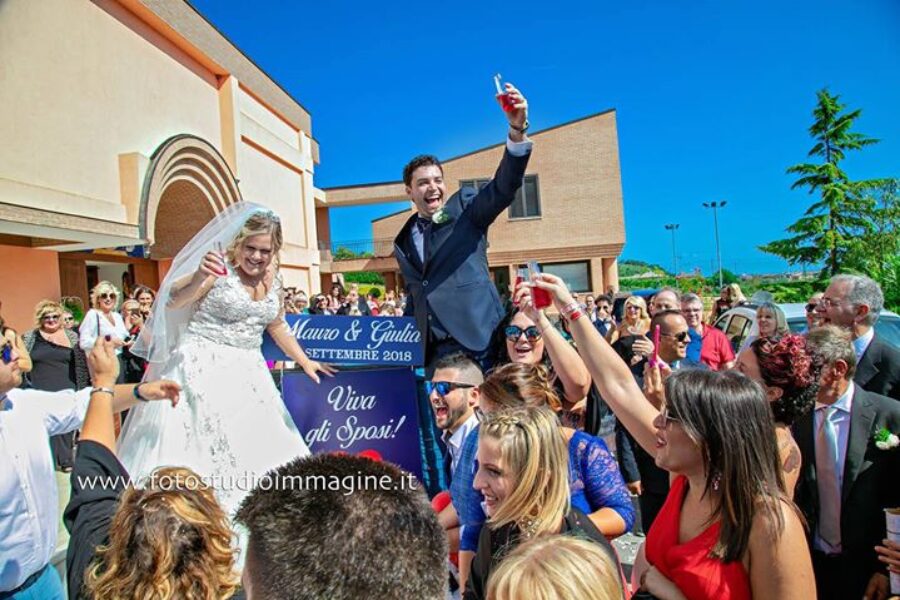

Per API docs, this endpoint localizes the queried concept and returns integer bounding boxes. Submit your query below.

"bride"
[118,202,333,517]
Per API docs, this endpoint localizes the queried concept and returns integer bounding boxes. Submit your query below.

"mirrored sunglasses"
[505,325,542,343]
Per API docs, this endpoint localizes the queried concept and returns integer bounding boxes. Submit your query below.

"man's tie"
[415,217,431,264]
[442,448,453,486]
[815,405,842,548]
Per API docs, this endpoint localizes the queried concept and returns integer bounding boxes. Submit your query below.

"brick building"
[319,110,626,297]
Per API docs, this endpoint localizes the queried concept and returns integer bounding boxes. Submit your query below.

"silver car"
[713,302,900,352]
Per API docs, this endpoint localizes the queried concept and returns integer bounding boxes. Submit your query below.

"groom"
[395,83,532,372]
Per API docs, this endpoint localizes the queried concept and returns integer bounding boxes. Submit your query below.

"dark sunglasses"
[63,316,74,322]
[99,292,117,300]
[660,406,681,424]
[660,331,691,343]
[42,314,61,321]
[505,325,542,343]
[805,303,818,313]
[426,380,475,398]
[1,343,13,365]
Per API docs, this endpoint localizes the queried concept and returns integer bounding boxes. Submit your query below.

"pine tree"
[760,89,880,275]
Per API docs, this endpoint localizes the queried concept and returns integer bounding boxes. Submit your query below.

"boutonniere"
[432,207,452,225]
[874,427,899,450]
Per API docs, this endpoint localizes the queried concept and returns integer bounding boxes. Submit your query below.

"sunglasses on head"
[426,381,475,398]
[99,292,117,300]
[505,325,542,343]
[1,342,13,365]
[660,331,691,343]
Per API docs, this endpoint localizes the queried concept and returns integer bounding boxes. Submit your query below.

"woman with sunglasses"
[79,281,130,383]
[497,282,591,429]
[531,272,815,600]
[22,300,90,471]
[465,405,625,600]
[606,295,650,345]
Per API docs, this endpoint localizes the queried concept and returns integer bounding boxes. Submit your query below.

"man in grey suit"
[795,325,900,600]
[818,274,900,401]
[395,83,531,371]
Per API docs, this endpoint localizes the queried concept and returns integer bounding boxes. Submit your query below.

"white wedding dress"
[117,272,310,518]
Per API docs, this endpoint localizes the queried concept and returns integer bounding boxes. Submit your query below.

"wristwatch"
[509,119,529,134]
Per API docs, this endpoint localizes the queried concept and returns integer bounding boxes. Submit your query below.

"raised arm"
[469,83,532,230]
[532,273,661,457]
[513,284,590,406]
[167,250,226,309]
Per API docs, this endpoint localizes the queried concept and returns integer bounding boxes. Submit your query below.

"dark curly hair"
[402,154,443,186]
[751,334,821,426]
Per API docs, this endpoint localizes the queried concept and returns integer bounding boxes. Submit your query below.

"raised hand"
[530,272,576,312]
[198,250,227,278]
[498,83,528,134]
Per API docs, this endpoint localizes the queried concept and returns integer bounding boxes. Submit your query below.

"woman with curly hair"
[65,338,237,599]
[735,334,821,493]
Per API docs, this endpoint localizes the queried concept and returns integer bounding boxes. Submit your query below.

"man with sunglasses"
[681,293,734,371]
[0,337,180,599]
[615,309,707,534]
[427,352,483,594]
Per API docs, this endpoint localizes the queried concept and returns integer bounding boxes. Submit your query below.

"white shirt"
[852,327,875,361]
[412,136,534,262]
[812,383,854,554]
[442,413,479,475]
[0,387,91,591]
[79,308,129,355]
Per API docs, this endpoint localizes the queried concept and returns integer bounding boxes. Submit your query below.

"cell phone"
[649,324,661,367]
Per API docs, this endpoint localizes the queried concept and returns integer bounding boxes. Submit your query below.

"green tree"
[760,89,881,276]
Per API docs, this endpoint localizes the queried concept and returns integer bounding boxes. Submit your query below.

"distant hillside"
[619,259,670,278]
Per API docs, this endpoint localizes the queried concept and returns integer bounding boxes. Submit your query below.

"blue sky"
[191,0,900,275]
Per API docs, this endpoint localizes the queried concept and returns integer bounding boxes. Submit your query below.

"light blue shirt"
[852,327,875,361]
[412,136,533,261]
[813,383,854,554]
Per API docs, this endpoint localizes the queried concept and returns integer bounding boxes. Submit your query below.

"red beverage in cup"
[527,260,552,309]
[494,73,516,112]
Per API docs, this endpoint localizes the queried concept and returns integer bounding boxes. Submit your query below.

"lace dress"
[117,273,310,517]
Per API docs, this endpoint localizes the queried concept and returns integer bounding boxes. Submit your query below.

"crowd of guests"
[2,272,900,599]
[282,282,408,317]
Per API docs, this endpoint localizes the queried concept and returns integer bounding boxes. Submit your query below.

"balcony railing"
[319,238,395,260]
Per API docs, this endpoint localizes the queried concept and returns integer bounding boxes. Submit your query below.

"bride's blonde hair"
[84,466,239,599]
[225,209,283,270]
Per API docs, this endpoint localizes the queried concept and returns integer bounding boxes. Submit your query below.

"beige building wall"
[0,0,321,323]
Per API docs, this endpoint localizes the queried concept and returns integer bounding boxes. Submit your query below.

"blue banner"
[280,367,423,479]
[263,315,424,366]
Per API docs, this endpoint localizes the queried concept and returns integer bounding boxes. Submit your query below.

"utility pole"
[702,201,727,288]
[664,224,679,277]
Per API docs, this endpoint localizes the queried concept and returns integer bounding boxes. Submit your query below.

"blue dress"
[451,428,634,552]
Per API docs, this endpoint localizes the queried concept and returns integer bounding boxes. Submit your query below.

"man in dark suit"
[394,84,531,371]
[796,326,900,600]
[818,274,900,401]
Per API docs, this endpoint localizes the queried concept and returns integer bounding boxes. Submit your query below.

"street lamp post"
[702,201,727,288]
[664,223,679,276]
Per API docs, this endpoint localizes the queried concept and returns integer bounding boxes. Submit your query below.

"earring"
[712,471,722,492]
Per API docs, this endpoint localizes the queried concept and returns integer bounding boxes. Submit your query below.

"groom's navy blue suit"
[395,148,531,360]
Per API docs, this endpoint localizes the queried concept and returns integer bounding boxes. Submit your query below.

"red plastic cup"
[527,261,552,310]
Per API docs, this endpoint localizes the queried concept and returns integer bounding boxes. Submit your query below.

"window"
[459,175,541,219]
[541,261,590,293]
[724,315,751,352]
[509,175,540,219]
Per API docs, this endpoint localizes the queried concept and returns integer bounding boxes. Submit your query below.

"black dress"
[464,508,624,600]
[30,334,80,469]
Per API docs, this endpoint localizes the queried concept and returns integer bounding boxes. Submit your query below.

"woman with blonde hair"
[117,203,334,541]
[606,295,650,344]
[487,535,624,600]
[79,281,129,382]
[464,406,623,600]
[23,299,90,471]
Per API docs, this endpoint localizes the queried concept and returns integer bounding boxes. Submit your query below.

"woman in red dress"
[532,273,816,600]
